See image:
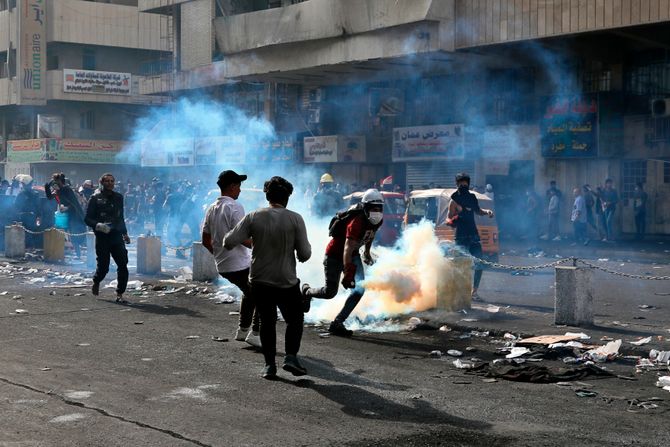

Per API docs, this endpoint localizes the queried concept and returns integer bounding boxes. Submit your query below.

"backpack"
[328,204,365,237]
[328,203,384,238]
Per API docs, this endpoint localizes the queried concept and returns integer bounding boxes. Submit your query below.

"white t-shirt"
[202,196,251,273]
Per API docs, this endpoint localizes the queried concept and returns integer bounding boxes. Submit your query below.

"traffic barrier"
[437,255,472,311]
[4,224,25,258]
[554,265,594,327]
[192,242,218,282]
[43,228,65,262]
[137,236,161,275]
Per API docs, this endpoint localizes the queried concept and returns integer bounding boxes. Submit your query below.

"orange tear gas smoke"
[305,221,471,326]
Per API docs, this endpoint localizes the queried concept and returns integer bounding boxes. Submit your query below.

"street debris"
[656,376,670,392]
[629,337,652,346]
[429,350,442,358]
[505,347,530,359]
[14,309,28,314]
[583,339,621,363]
[575,389,598,398]
[453,359,475,369]
[446,349,463,357]
[211,336,229,342]
[517,335,582,345]
[185,335,200,339]
[439,325,452,332]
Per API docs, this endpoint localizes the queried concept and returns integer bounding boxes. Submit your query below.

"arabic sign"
[7,139,127,163]
[17,0,46,105]
[392,125,465,161]
[540,96,598,158]
[303,135,366,163]
[194,136,245,165]
[249,134,298,163]
[63,69,132,95]
[7,139,44,163]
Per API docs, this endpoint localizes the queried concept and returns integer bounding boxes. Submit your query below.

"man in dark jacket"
[85,173,131,304]
[46,173,87,258]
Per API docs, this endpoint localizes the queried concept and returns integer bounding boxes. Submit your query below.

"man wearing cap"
[202,170,260,348]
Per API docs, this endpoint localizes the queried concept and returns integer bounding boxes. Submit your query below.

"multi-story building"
[145,0,670,237]
[1,0,171,183]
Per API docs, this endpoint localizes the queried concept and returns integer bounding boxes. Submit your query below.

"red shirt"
[325,214,378,259]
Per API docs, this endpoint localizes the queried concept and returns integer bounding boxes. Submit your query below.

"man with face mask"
[302,189,384,337]
[448,173,494,301]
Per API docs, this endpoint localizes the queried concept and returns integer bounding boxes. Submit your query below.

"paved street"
[0,245,668,447]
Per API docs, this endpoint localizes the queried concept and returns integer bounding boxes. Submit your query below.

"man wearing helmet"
[312,173,343,218]
[448,173,494,300]
[302,188,384,337]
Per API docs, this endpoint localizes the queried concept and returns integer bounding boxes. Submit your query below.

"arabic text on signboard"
[392,125,465,161]
[540,96,598,158]
[63,69,132,96]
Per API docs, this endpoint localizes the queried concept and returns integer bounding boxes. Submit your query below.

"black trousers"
[92,233,129,295]
[456,237,483,289]
[220,268,259,332]
[251,282,303,367]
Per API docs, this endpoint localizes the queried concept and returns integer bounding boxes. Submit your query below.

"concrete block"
[43,229,65,262]
[555,266,594,326]
[436,255,472,311]
[4,225,25,258]
[86,232,96,269]
[192,242,219,282]
[137,236,161,275]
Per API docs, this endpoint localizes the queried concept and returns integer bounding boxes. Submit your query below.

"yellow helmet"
[320,173,334,183]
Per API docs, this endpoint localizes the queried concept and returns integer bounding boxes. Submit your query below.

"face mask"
[368,211,383,225]
[458,185,469,193]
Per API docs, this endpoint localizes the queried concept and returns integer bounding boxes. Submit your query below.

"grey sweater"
[223,206,311,288]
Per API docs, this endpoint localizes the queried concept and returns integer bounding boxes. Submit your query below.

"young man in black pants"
[202,170,260,348]
[224,176,311,380]
[85,173,131,304]
[447,173,494,301]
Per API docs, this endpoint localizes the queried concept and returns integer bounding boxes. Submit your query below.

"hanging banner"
[63,69,132,95]
[303,135,366,163]
[540,95,598,158]
[17,0,47,105]
[392,124,465,161]
[46,139,126,163]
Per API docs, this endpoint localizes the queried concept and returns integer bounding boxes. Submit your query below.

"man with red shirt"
[302,189,384,337]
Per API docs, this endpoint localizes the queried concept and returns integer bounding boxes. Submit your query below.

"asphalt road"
[0,249,668,447]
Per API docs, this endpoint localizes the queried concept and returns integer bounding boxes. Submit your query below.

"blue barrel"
[54,211,69,229]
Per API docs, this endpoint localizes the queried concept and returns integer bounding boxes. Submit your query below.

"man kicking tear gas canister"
[302,189,384,337]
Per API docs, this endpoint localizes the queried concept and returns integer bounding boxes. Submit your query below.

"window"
[622,160,647,199]
[47,55,59,70]
[664,160,670,184]
[646,116,670,142]
[626,63,670,96]
[82,48,96,70]
[80,111,95,130]
[582,70,611,93]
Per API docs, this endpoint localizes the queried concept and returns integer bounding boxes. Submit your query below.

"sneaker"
[471,292,482,301]
[283,355,307,376]
[91,281,100,296]
[234,327,249,341]
[261,364,277,380]
[328,320,353,337]
[552,236,562,241]
[115,294,129,305]
[245,331,262,348]
[301,283,311,313]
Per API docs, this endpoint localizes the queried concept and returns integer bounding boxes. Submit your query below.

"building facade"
[0,0,171,183]
[147,0,670,237]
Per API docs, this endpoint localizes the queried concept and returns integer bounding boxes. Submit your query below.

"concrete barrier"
[555,265,594,326]
[436,253,472,311]
[44,228,65,262]
[192,242,219,282]
[4,224,25,258]
[86,232,96,269]
[137,236,161,275]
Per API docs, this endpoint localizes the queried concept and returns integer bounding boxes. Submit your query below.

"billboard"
[63,69,132,95]
[17,0,46,105]
[540,96,598,158]
[303,135,366,163]
[392,125,465,161]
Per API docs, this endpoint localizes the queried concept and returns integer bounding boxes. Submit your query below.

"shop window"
[622,160,647,199]
[80,111,95,130]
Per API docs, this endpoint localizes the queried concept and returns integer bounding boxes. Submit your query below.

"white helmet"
[361,188,384,206]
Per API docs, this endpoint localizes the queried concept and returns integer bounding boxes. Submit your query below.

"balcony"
[48,0,170,51]
[138,0,190,14]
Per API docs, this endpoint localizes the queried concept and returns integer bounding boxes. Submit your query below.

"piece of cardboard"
[517,335,581,345]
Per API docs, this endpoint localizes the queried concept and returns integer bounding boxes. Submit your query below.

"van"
[404,188,499,260]
[343,191,406,246]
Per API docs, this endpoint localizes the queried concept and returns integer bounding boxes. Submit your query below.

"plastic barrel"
[54,211,69,230]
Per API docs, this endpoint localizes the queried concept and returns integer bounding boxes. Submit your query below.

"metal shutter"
[406,160,475,189]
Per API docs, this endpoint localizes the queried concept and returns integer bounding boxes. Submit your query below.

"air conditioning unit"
[651,98,670,117]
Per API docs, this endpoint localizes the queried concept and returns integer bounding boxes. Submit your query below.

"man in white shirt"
[202,170,260,348]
